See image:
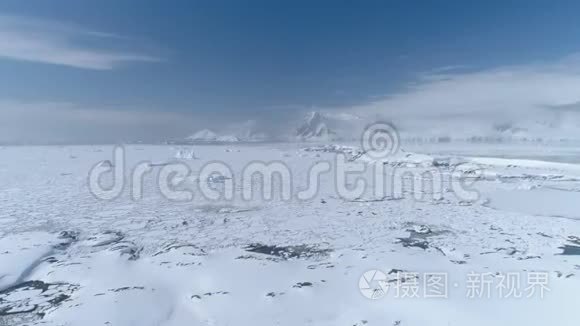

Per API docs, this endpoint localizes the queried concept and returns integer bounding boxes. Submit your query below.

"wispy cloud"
[347,55,580,136]
[0,100,196,143]
[0,15,160,70]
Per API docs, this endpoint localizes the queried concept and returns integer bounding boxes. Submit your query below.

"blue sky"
[2,1,580,143]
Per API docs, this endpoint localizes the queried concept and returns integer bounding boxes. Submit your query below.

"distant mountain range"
[185,129,240,143]
[184,128,268,143]
[182,110,580,144]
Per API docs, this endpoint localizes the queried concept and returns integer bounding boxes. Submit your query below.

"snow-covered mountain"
[186,129,218,142]
[185,129,241,143]
[184,119,273,143]
[295,112,336,141]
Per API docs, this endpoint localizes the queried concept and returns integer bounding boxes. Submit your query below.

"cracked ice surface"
[0,144,579,326]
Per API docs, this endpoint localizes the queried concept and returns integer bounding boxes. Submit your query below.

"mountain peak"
[296,111,335,140]
[187,129,217,141]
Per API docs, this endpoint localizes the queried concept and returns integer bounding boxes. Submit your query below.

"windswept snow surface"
[0,144,579,325]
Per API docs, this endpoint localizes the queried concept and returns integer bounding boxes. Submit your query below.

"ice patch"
[485,188,580,219]
[174,148,197,160]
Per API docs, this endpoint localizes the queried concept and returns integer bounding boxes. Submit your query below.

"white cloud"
[0,15,160,70]
[347,55,580,137]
